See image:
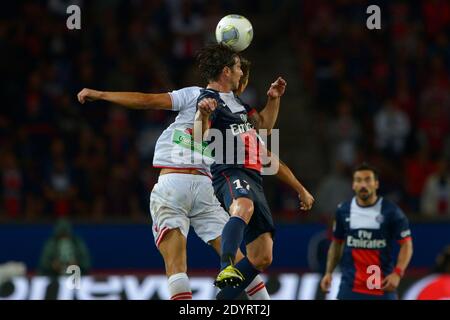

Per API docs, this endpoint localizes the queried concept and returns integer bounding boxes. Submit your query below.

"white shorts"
[150,173,229,247]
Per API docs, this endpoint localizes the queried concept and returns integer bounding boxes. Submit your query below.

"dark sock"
[220,216,247,269]
[216,257,260,300]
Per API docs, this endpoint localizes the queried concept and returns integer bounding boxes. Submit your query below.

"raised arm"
[77,88,172,110]
[248,77,287,130]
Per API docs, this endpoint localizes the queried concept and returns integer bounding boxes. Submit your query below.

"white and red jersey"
[152,86,213,175]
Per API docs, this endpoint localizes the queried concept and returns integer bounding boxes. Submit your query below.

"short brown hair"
[196,44,240,82]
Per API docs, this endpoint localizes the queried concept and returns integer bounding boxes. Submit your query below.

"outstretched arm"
[77,88,172,110]
[248,77,287,130]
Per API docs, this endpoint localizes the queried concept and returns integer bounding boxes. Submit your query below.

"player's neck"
[356,194,378,207]
[207,81,233,93]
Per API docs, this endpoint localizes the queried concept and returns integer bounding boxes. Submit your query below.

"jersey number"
[233,179,250,191]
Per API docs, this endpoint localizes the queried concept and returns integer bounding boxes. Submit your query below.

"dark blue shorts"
[337,285,398,300]
[212,168,275,244]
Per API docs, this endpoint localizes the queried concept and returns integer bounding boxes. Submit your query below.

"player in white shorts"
[77,52,314,301]
[77,85,272,300]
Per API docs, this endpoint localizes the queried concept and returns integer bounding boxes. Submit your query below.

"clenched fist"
[77,88,103,104]
[298,187,314,211]
[197,98,217,116]
[267,77,287,99]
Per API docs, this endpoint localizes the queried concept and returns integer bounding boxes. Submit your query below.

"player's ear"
[223,66,231,77]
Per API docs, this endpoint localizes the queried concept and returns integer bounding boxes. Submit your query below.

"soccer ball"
[215,14,253,52]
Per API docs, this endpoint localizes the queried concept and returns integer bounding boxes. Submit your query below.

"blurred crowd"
[0,0,449,222]
[293,0,450,220]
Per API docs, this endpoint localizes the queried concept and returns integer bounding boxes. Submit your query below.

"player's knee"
[251,253,272,271]
[230,198,254,223]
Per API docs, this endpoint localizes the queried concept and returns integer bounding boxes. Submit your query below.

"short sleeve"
[168,87,199,111]
[332,205,346,243]
[392,207,412,244]
[197,88,220,104]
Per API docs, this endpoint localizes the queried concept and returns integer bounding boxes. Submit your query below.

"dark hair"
[196,44,240,82]
[353,162,379,180]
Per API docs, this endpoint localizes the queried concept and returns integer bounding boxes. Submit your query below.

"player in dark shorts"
[320,163,413,300]
[193,44,314,299]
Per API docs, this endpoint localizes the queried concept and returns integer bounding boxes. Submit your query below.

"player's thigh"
[190,177,229,244]
[214,170,256,222]
[193,178,246,262]
[150,175,191,247]
[246,232,273,271]
[244,186,275,247]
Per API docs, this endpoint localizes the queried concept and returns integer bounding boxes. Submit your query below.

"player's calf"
[246,232,274,271]
[158,228,188,276]
[220,198,255,269]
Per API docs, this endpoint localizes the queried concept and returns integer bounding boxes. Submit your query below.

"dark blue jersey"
[197,88,263,176]
[333,197,412,295]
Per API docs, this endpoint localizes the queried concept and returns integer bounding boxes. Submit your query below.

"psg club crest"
[240,114,248,123]
[237,188,249,195]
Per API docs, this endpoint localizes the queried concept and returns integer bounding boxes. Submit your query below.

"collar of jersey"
[354,196,382,208]
[206,87,233,95]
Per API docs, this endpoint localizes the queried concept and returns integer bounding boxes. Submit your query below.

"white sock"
[168,273,192,300]
[245,275,270,300]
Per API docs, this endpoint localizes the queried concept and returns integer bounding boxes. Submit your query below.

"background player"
[320,163,413,300]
